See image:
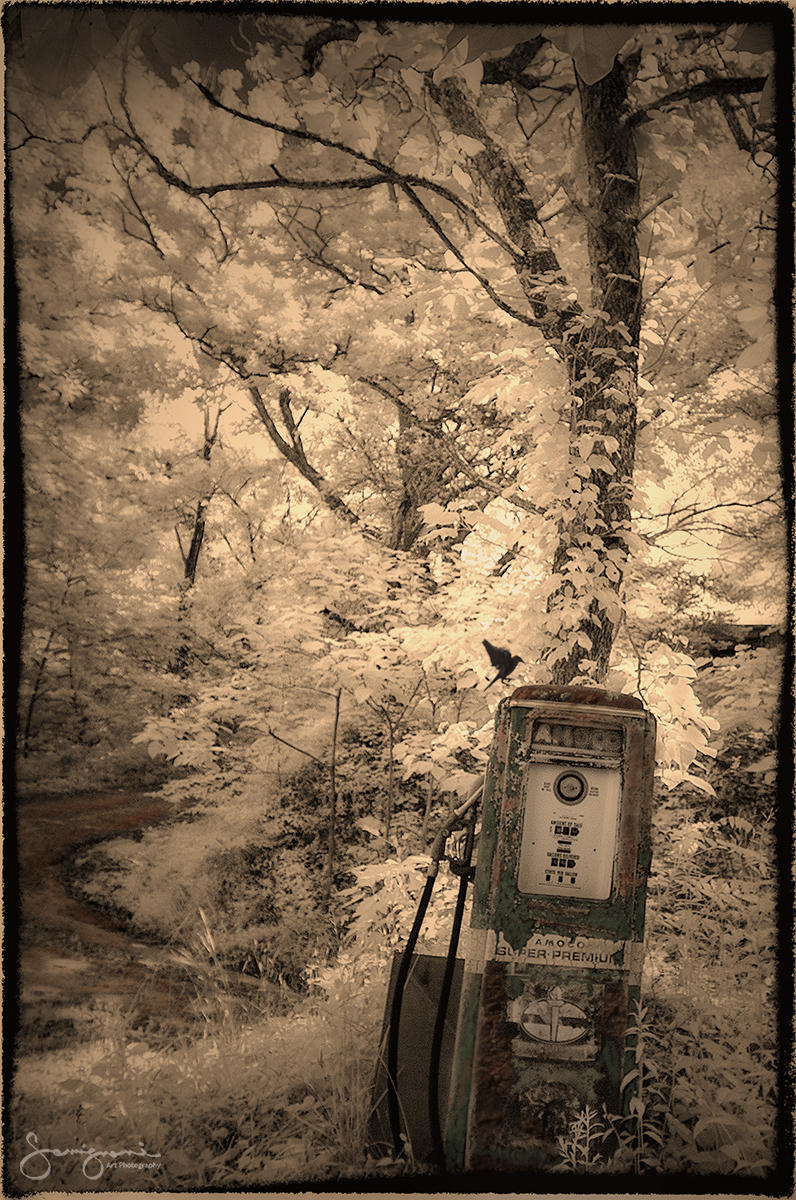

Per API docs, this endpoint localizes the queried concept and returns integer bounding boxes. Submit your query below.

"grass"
[10,792,779,1189]
[10,920,386,1191]
[554,789,778,1176]
[9,657,782,1188]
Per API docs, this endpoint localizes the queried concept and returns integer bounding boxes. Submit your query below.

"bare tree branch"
[716,94,754,153]
[7,109,105,151]
[482,37,548,85]
[639,492,781,533]
[398,181,543,329]
[274,202,385,293]
[627,73,767,126]
[180,77,527,261]
[302,20,360,74]
[110,155,165,257]
[195,195,235,263]
[247,385,382,539]
[638,492,782,546]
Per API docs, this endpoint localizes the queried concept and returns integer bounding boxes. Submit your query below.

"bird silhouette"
[483,639,524,688]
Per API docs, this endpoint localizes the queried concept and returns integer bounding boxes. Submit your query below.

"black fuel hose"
[428,804,477,1168]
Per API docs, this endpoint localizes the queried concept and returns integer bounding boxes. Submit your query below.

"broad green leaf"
[399,66,423,94]
[445,24,545,61]
[441,769,481,797]
[736,335,773,370]
[544,25,635,84]
[451,164,471,190]
[457,58,483,93]
[738,304,769,339]
[732,24,775,54]
[456,134,486,156]
[577,433,595,459]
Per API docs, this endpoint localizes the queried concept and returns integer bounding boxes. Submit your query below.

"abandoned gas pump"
[445,684,656,1172]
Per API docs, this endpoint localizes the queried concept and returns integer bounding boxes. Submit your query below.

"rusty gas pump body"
[445,684,656,1172]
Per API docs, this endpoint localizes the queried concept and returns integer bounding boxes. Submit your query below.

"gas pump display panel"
[518,721,623,900]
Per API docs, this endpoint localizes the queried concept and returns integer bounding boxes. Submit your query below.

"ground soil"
[12,787,276,1059]
[12,788,200,1057]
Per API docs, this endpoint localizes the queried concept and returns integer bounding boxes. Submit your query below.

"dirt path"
[13,716,337,1056]
[15,789,198,1052]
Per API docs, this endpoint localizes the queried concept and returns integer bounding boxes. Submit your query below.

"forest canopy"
[8,6,785,792]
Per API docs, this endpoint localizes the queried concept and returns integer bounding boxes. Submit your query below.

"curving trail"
[16,789,200,1050]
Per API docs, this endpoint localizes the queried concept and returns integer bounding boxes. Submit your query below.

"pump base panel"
[369,952,463,1164]
[446,958,636,1171]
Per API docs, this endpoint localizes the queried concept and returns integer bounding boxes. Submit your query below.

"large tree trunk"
[548,57,641,684]
[430,56,642,685]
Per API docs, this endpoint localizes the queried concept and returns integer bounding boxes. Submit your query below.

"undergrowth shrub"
[553,646,782,1177]
[176,713,456,989]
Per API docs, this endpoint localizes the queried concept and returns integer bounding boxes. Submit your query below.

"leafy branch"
[116,64,586,344]
[188,75,529,261]
[247,385,379,536]
[397,181,544,330]
[424,73,582,345]
[359,375,545,517]
[627,73,768,126]
[120,72,529,269]
[639,493,781,541]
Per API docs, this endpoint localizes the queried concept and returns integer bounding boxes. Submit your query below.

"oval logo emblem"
[519,986,589,1044]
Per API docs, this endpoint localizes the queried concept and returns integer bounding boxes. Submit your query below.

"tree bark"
[547,57,641,684]
[430,62,642,685]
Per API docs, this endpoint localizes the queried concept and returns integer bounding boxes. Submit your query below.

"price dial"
[554,770,588,804]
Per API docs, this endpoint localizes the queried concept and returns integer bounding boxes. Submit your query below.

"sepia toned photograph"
[4,2,791,1193]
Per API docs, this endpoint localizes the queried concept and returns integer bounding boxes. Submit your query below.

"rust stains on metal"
[510,683,645,711]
